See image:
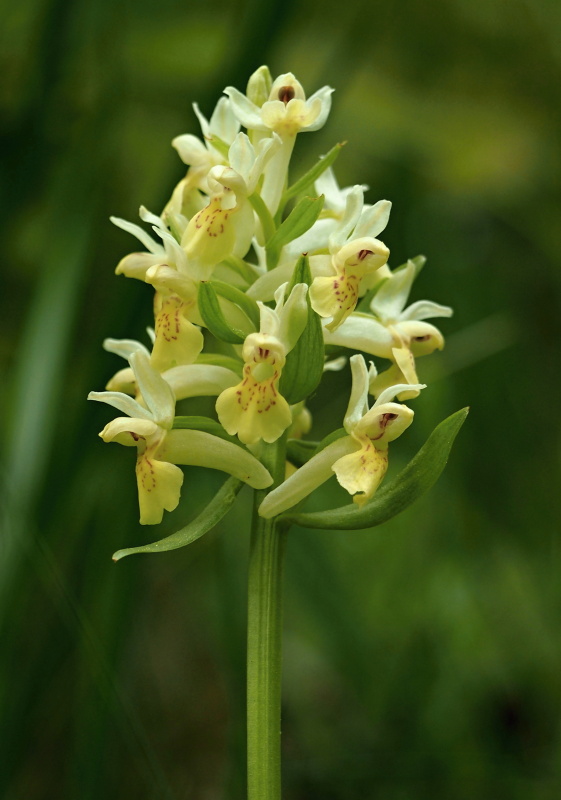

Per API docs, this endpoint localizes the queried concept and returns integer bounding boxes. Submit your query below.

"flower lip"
[371,412,398,441]
[278,85,296,104]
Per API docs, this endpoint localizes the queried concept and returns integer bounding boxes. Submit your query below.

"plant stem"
[246,436,288,800]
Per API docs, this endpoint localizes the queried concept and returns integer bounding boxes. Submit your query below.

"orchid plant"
[89,66,467,800]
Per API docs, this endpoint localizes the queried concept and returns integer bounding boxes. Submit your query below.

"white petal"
[139,206,164,228]
[401,300,454,321]
[99,416,159,444]
[172,133,210,166]
[223,87,268,130]
[228,133,254,183]
[110,216,163,255]
[209,96,240,143]
[284,218,338,259]
[375,383,425,407]
[344,354,369,433]
[328,186,364,251]
[130,351,175,427]
[88,390,153,421]
[103,338,150,360]
[315,167,344,209]
[246,262,294,301]
[302,86,334,131]
[115,251,163,279]
[258,436,359,519]
[370,261,416,320]
[246,133,283,194]
[323,313,395,358]
[192,102,210,138]
[353,199,392,240]
[277,283,308,353]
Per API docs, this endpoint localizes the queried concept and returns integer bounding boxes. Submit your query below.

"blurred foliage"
[1,0,561,797]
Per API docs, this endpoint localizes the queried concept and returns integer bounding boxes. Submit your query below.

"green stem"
[249,192,276,245]
[247,436,288,800]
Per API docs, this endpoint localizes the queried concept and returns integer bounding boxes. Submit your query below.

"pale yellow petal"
[150,295,204,372]
[309,272,360,331]
[136,456,184,525]
[332,443,388,505]
[99,417,159,446]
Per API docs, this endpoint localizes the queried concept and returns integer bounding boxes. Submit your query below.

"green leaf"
[266,195,325,269]
[282,408,469,530]
[280,142,345,206]
[198,281,246,344]
[112,477,244,560]
[279,255,325,404]
[172,415,241,446]
[209,280,260,328]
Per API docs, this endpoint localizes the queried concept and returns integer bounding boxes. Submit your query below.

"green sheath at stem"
[247,435,288,800]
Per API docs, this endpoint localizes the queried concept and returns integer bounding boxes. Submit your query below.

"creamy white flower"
[225,71,334,214]
[181,132,282,268]
[308,186,391,330]
[172,97,240,193]
[103,336,239,400]
[259,355,423,518]
[89,351,272,524]
[325,259,452,399]
[216,282,308,444]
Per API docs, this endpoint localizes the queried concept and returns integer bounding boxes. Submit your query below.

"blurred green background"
[2,0,560,797]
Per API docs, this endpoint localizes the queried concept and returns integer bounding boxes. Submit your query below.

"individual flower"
[111,206,200,299]
[324,259,452,398]
[182,132,282,268]
[89,351,272,524]
[172,97,240,195]
[259,354,423,518]
[225,71,333,139]
[308,186,391,330]
[216,282,308,444]
[103,336,239,401]
[225,70,334,213]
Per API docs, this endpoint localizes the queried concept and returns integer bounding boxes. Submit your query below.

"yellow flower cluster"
[89,67,452,525]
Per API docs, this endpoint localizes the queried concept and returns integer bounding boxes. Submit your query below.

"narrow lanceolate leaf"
[282,408,469,529]
[280,142,345,205]
[266,196,325,269]
[209,280,260,328]
[279,255,325,404]
[112,477,244,560]
[198,281,246,344]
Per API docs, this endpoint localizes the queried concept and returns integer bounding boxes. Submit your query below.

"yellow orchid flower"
[89,351,272,524]
[259,355,423,519]
[309,186,391,330]
[216,282,308,445]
